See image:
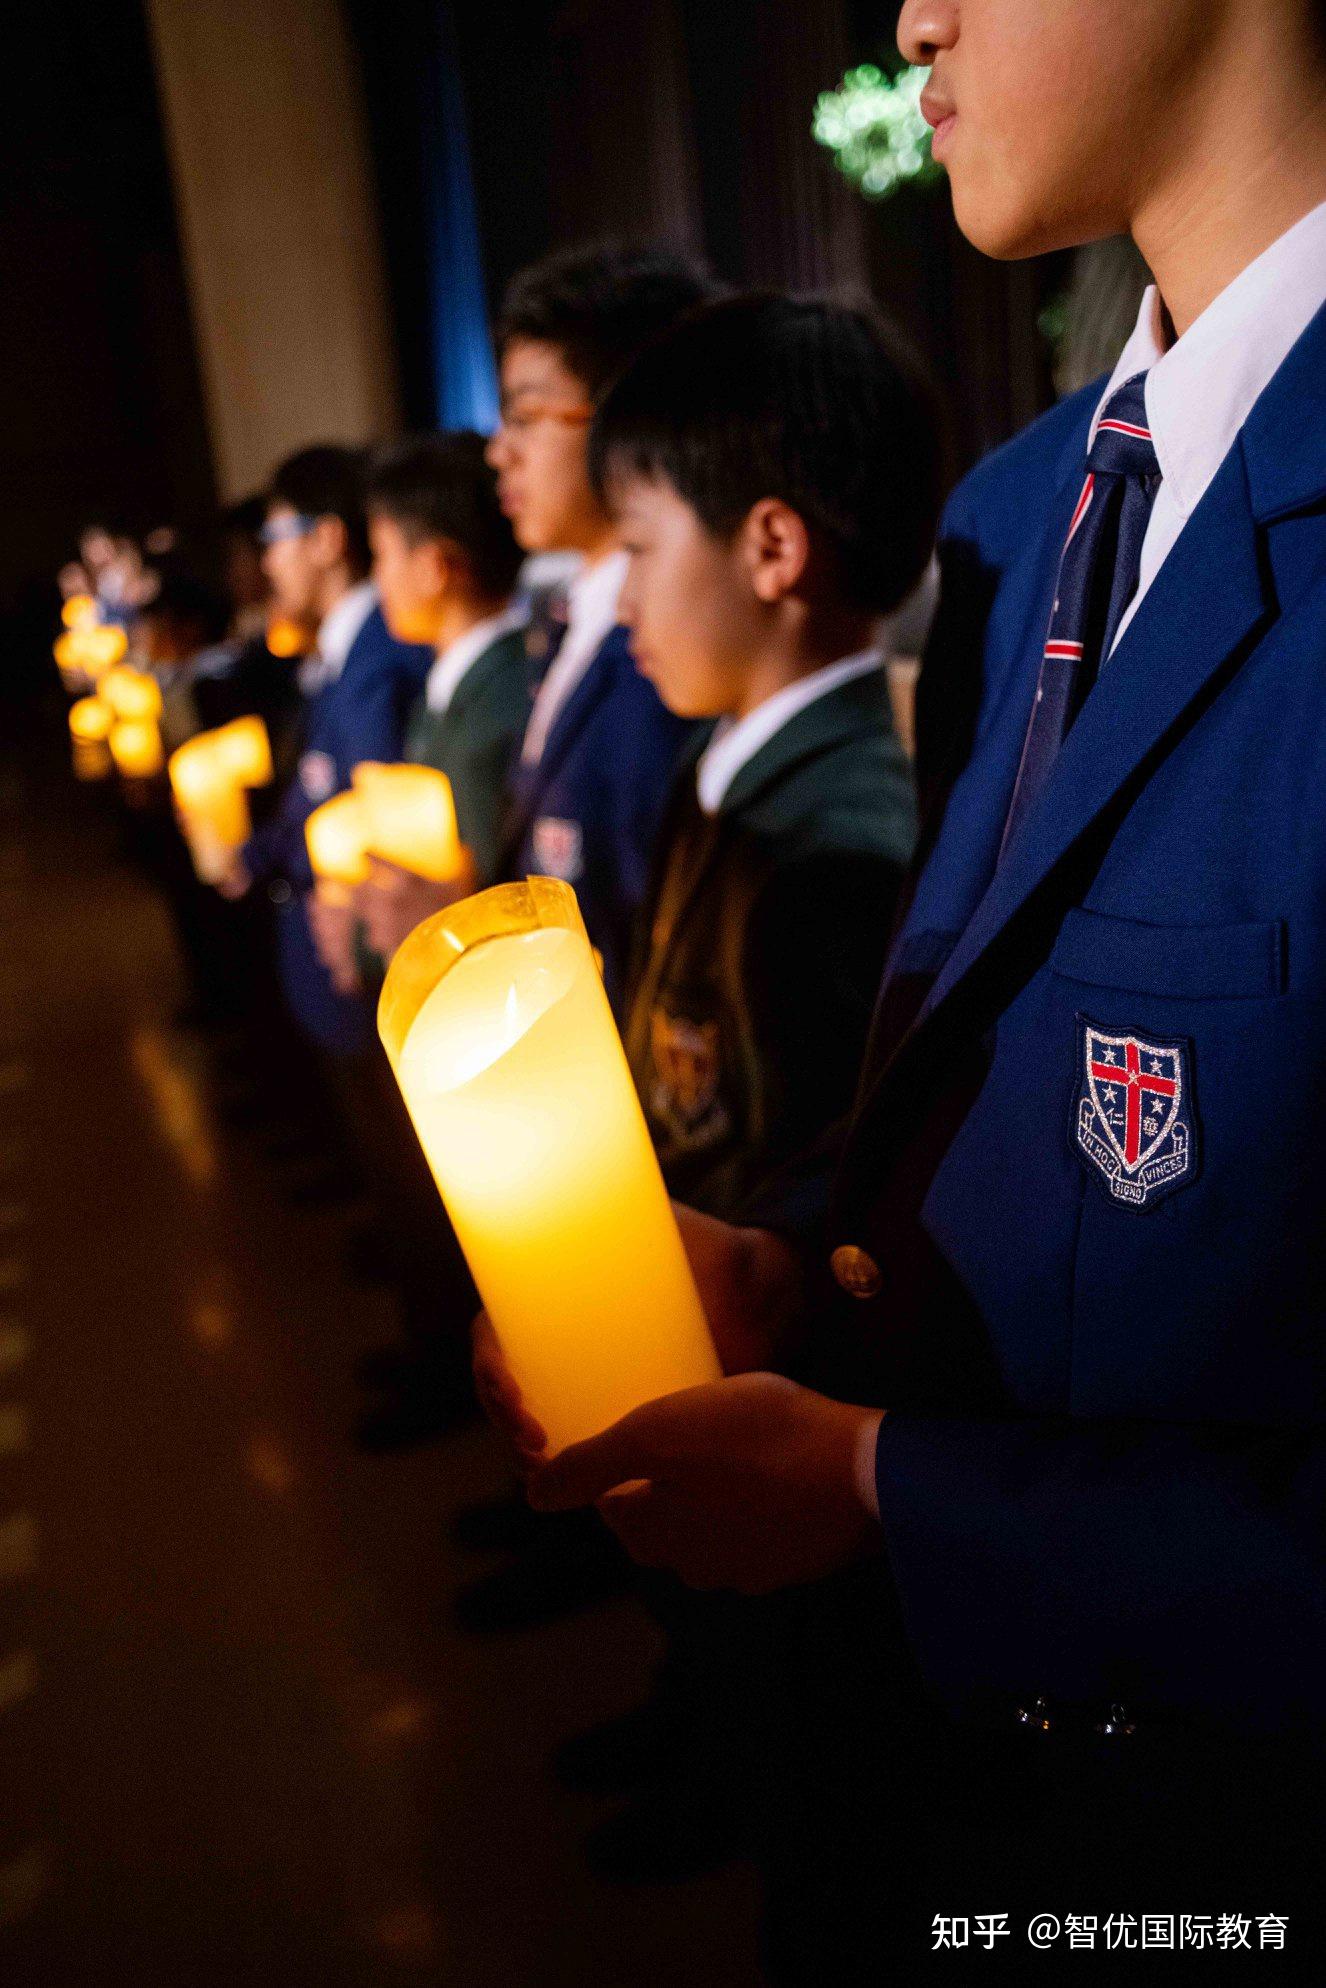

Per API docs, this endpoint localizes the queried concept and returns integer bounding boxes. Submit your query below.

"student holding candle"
[486,243,718,1013]
[360,431,528,958]
[218,444,430,1055]
[479,0,1326,1966]
[550,289,940,1882]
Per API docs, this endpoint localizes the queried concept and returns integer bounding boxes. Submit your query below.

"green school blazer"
[404,624,530,887]
[624,668,916,1223]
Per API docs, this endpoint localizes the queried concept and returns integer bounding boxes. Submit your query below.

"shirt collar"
[316,579,378,683]
[696,649,884,816]
[425,604,527,714]
[564,549,628,650]
[1091,198,1326,521]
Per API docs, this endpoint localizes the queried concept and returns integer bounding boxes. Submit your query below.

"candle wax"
[396,924,718,1452]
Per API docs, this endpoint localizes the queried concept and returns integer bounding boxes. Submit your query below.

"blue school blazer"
[823,298,1326,1744]
[501,624,698,1012]
[243,601,430,1053]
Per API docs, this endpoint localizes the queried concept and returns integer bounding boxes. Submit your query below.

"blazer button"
[830,1244,882,1299]
[1016,1695,1053,1733]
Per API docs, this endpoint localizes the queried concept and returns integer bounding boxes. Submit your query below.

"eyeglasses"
[496,400,596,438]
[258,513,319,547]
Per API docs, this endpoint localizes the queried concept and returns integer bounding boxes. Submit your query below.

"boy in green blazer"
[362,431,528,958]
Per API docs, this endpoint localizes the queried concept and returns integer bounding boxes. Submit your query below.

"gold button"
[830,1244,882,1299]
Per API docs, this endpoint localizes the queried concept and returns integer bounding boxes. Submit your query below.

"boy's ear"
[740,498,811,603]
[425,537,459,599]
[308,513,350,573]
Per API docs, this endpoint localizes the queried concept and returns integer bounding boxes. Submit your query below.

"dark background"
[0,0,1064,697]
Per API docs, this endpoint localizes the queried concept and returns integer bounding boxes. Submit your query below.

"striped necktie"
[1000,373,1161,857]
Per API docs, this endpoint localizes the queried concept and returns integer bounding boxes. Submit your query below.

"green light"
[812,63,942,202]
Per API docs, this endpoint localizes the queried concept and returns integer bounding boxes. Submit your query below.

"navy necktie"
[1000,373,1161,857]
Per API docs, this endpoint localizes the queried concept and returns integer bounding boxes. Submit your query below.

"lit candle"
[100,667,164,724]
[213,716,273,789]
[169,735,252,883]
[79,625,129,677]
[378,877,719,1453]
[68,697,114,744]
[305,791,372,901]
[109,719,165,778]
[352,762,464,882]
[61,593,98,630]
[265,616,309,659]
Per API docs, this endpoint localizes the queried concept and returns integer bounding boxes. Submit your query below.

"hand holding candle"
[378,877,719,1453]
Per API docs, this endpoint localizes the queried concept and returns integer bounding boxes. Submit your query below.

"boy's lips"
[919,87,957,156]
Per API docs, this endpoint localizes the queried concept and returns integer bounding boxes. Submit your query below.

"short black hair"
[268,444,370,574]
[589,293,945,617]
[222,493,267,542]
[496,242,719,400]
[366,431,523,600]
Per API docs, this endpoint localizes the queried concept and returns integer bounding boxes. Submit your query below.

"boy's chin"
[954,180,1119,263]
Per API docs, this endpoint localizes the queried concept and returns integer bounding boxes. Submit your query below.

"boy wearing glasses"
[486,244,717,1010]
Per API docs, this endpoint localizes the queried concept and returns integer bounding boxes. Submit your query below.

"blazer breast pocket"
[1050,909,1286,1002]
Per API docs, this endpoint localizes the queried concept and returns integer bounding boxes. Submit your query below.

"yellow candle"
[80,625,129,676]
[109,719,165,778]
[266,616,309,659]
[100,666,164,723]
[353,762,463,881]
[305,791,372,894]
[68,696,114,743]
[169,736,252,882]
[213,716,273,789]
[378,877,719,1453]
[61,593,98,630]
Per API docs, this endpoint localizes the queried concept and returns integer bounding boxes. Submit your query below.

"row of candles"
[60,591,717,1449]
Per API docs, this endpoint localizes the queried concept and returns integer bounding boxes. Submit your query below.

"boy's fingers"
[527,1408,662,1511]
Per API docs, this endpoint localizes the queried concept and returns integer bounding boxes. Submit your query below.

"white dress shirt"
[1097,197,1326,655]
[298,579,378,695]
[425,605,527,716]
[854,198,1326,1525]
[695,649,885,815]
[519,550,629,766]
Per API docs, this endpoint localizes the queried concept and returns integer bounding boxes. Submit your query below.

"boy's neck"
[1132,39,1326,337]
[434,592,509,652]
[730,608,878,724]
[315,565,361,626]
[574,522,622,570]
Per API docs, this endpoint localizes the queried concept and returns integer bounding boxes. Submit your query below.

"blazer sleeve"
[242,775,314,891]
[874,1410,1326,1740]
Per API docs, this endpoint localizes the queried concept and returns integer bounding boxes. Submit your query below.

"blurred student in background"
[486,242,718,1012]
[217,443,430,1056]
[360,430,528,961]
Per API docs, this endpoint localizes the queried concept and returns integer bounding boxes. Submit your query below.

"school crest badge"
[649,1008,730,1152]
[531,815,584,883]
[1074,1016,1197,1211]
[298,749,337,803]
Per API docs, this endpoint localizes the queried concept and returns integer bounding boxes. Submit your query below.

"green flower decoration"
[813,64,943,201]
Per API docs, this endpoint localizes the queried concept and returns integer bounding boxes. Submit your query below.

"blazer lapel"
[498,633,618,862]
[918,437,1268,1034]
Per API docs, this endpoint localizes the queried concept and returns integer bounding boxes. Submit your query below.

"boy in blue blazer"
[481,0,1326,1962]
[486,244,718,1011]
[219,444,430,1054]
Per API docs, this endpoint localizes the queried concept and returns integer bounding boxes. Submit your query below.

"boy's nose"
[897,0,957,66]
